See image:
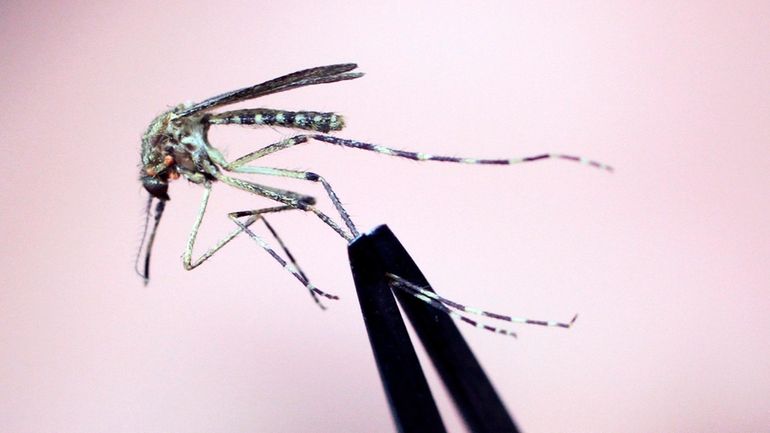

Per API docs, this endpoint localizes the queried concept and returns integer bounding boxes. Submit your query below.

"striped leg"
[247,212,328,308]
[387,273,578,336]
[206,132,611,243]
[182,183,331,308]
[206,135,358,238]
[224,165,358,239]
[229,209,340,303]
[213,135,311,167]
[211,133,612,172]
[390,277,519,338]
[311,135,613,171]
[183,182,242,271]
[213,172,354,241]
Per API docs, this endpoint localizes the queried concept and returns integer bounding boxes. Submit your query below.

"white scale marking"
[374,145,395,155]
[329,115,341,129]
[465,306,483,315]
[415,294,431,304]
[418,289,439,300]
[251,235,269,249]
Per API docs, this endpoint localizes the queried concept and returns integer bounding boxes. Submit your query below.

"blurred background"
[1,1,768,432]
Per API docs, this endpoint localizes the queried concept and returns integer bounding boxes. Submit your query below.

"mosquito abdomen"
[206,109,344,133]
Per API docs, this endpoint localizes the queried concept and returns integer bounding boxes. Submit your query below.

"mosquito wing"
[175,63,363,118]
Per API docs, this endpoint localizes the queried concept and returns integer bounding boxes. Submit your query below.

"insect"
[136,63,610,337]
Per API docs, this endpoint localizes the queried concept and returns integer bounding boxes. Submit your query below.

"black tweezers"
[348,225,520,433]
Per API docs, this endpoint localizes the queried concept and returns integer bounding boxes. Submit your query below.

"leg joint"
[305,172,320,182]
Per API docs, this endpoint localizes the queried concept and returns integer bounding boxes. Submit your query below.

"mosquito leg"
[214,172,354,241]
[183,182,223,270]
[205,129,609,242]
[182,183,330,308]
[183,181,297,271]
[261,217,309,281]
[229,209,340,302]
[259,216,324,308]
[208,133,611,173]
[208,135,312,168]
[223,165,358,239]
[387,278,518,338]
[207,136,358,238]
[387,273,578,330]
[310,135,613,171]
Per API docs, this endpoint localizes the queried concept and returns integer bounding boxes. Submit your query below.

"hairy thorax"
[141,104,218,193]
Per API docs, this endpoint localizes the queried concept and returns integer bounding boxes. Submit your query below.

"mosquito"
[136,63,610,337]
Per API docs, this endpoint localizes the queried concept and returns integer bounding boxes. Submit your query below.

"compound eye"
[142,176,170,201]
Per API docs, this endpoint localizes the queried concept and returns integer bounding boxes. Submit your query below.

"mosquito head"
[140,109,185,201]
[140,133,174,201]
[141,175,170,201]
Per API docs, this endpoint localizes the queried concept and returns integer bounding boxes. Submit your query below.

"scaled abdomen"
[205,109,344,133]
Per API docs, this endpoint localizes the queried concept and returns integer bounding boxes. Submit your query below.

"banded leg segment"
[229,209,339,302]
[311,135,614,171]
[260,217,310,282]
[225,165,358,239]
[213,172,353,241]
[182,183,332,307]
[217,135,311,167]
[183,182,233,271]
[387,273,578,335]
[390,276,518,338]
[207,131,610,245]
[183,182,299,271]
[210,133,612,172]
[205,137,358,239]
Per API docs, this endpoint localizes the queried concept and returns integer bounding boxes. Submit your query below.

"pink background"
[1,1,769,432]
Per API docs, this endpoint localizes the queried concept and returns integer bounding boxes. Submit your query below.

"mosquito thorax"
[140,104,219,200]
